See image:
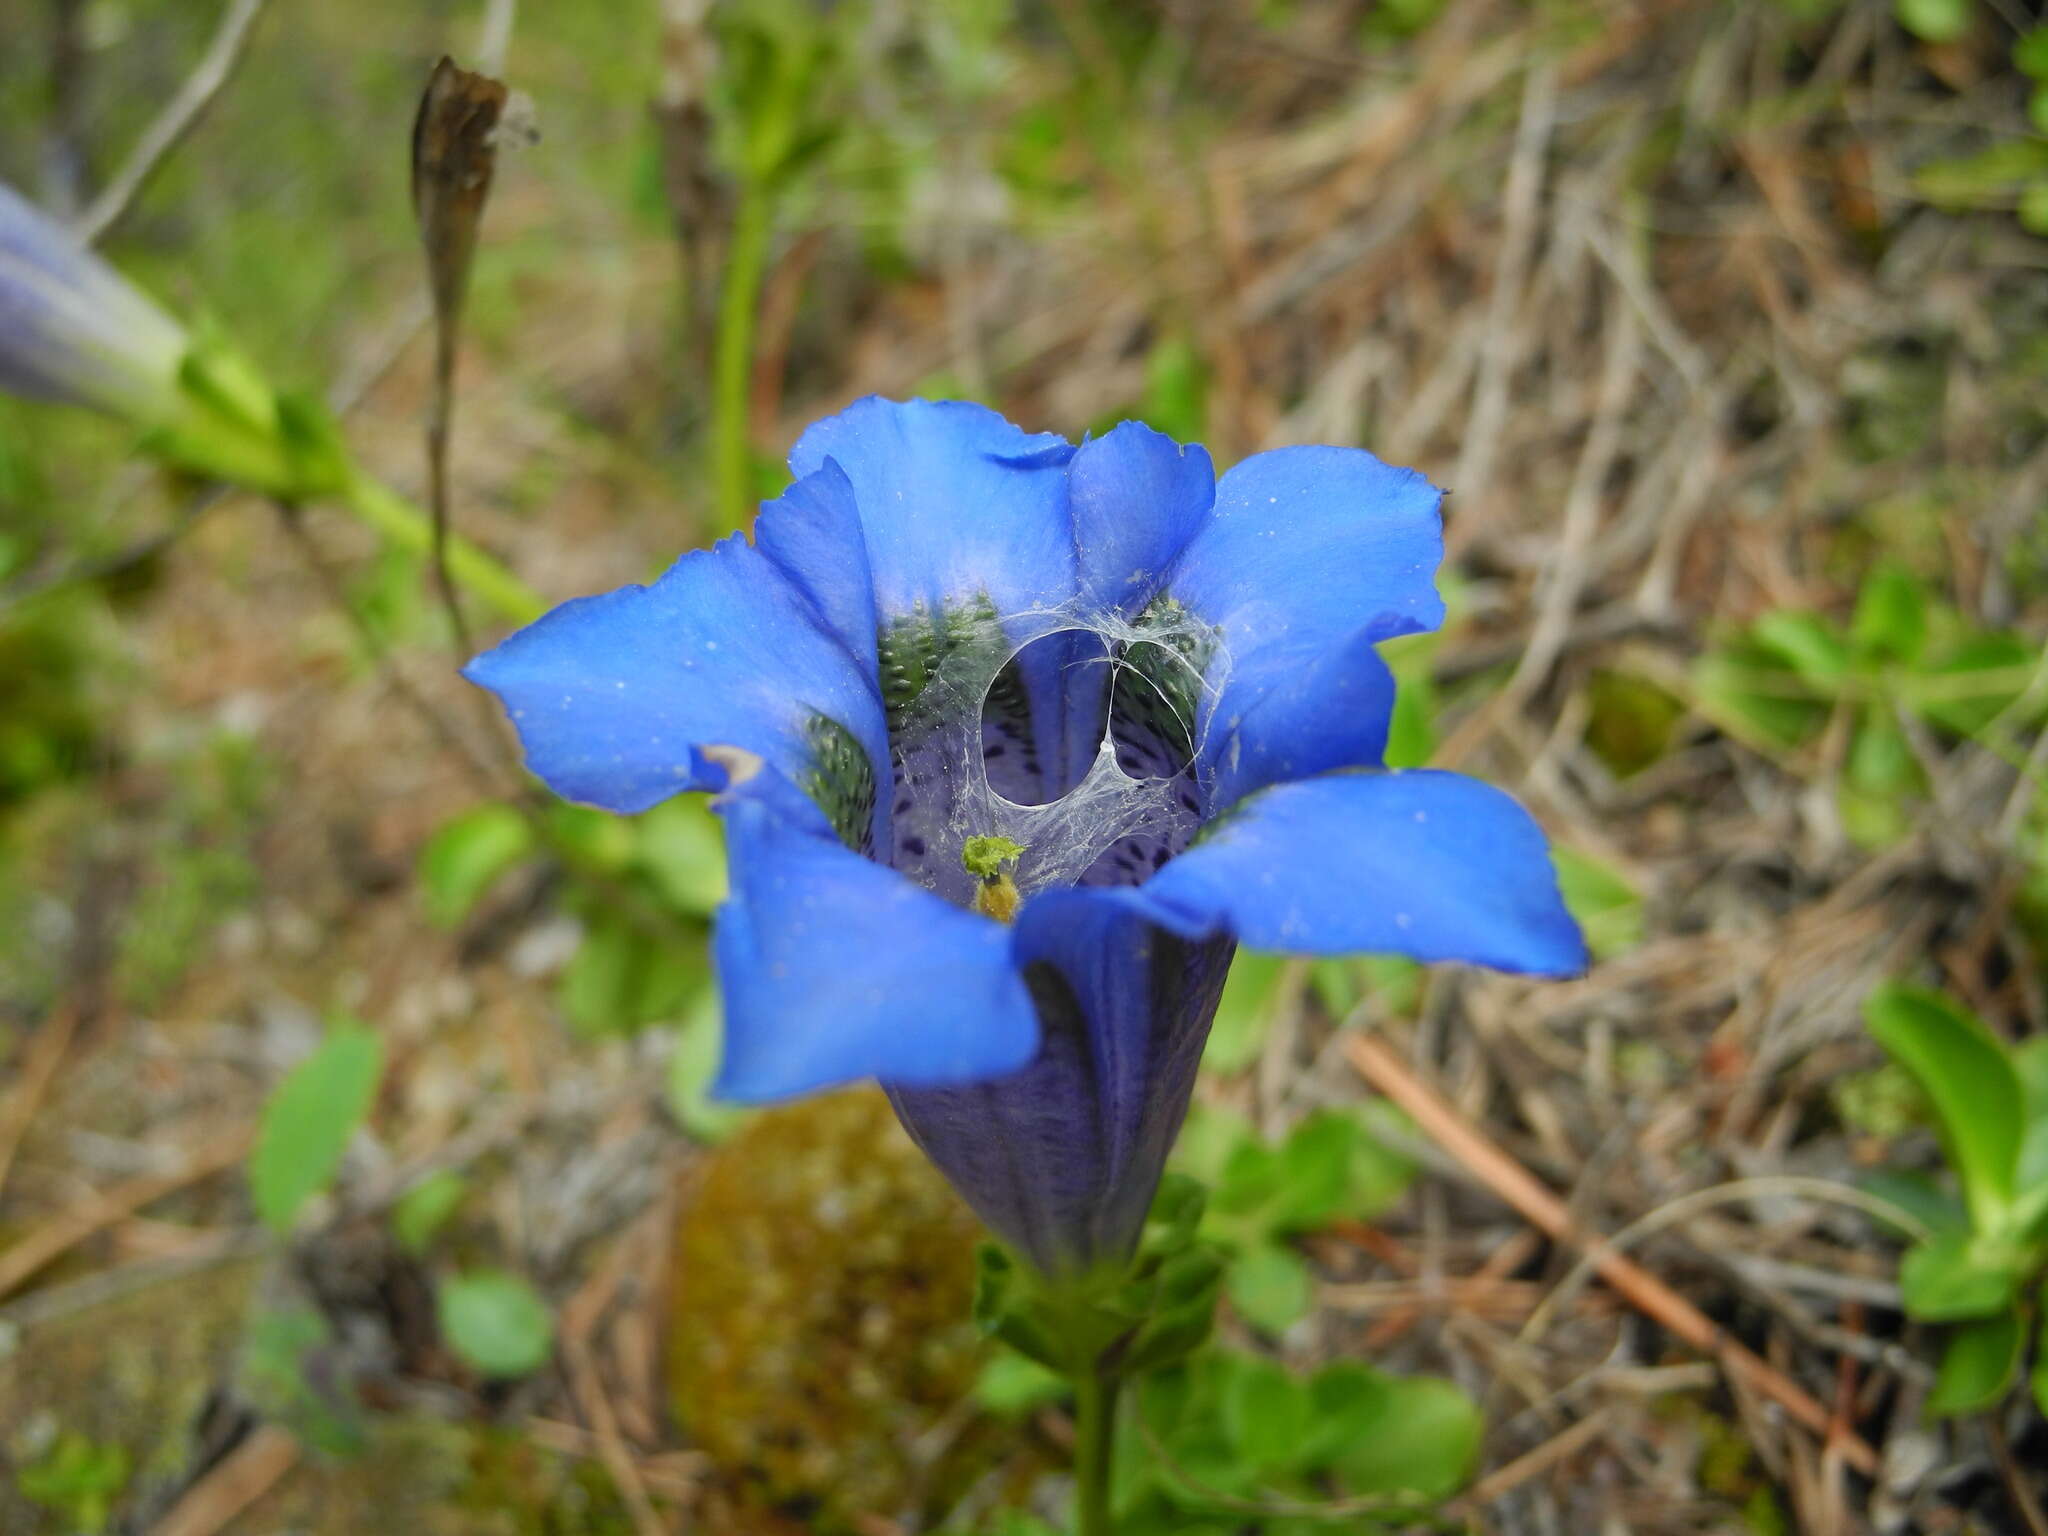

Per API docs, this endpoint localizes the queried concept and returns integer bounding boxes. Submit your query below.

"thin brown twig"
[1452,1405,1616,1510]
[1991,1415,2048,1536]
[77,0,271,244]
[271,502,502,795]
[149,1425,299,1536]
[0,1126,251,1300]
[561,1335,670,1536]
[1342,1031,1882,1477]
[0,1002,79,1203]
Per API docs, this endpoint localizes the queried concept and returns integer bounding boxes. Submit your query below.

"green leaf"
[1856,1169,1966,1238]
[250,1023,384,1232]
[1225,1241,1312,1335]
[1141,335,1208,445]
[2032,82,2048,137]
[2024,179,2048,238]
[1122,1245,1225,1373]
[391,1169,467,1256]
[665,985,750,1143]
[971,1244,1064,1370]
[1346,1101,1419,1218]
[560,906,704,1036]
[1307,1364,1483,1498]
[1915,631,2039,735]
[1925,1311,2022,1418]
[1552,847,1643,960]
[1210,1135,1284,1235]
[2017,27,2048,76]
[1381,632,1439,769]
[1220,1354,1312,1474]
[1202,951,1288,1073]
[1913,139,2048,207]
[439,1269,556,1379]
[631,798,726,915]
[1894,0,1971,43]
[241,1303,365,1455]
[1865,983,2023,1229]
[1693,639,1830,752]
[1585,669,1685,777]
[1846,715,1917,796]
[2014,1036,2048,1193]
[1270,1112,1359,1230]
[973,1349,1067,1417]
[418,803,534,928]
[1752,610,1851,687]
[2034,1307,2048,1418]
[17,1432,130,1534]
[1899,1231,2021,1320]
[1309,958,1362,1020]
[1147,1172,1209,1248]
[1173,1102,1257,1188]
[546,803,637,870]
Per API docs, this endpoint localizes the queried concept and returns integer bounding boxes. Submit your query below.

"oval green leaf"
[250,1023,384,1232]
[1865,983,2022,1230]
[1925,1311,2022,1418]
[439,1269,555,1379]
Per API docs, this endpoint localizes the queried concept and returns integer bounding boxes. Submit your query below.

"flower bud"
[0,181,187,423]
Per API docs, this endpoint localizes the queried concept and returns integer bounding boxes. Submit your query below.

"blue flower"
[0,181,186,421]
[466,398,1585,1274]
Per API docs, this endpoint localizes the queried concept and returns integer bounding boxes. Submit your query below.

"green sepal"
[273,390,352,500]
[143,340,343,500]
[1119,1245,1226,1375]
[972,1176,1228,1384]
[1148,1171,1208,1247]
[972,1244,1068,1371]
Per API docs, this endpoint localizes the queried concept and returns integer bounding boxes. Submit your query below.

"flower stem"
[337,465,545,624]
[711,177,775,537]
[1073,1362,1121,1536]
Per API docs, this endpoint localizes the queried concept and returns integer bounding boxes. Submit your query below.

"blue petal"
[464,467,888,826]
[749,457,879,679]
[1009,423,1213,796]
[888,886,1232,1273]
[1068,421,1215,616]
[1127,769,1587,975]
[788,396,1076,619]
[711,765,1040,1101]
[1165,446,1444,801]
[1207,629,1398,810]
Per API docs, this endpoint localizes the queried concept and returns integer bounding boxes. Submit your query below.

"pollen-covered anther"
[963,834,1026,924]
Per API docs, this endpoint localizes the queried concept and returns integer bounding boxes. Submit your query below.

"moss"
[666,1088,989,1533]
[0,1258,263,1531]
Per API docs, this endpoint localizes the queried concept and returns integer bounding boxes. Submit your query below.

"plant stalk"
[337,465,544,624]
[711,176,775,536]
[1073,1361,1120,1536]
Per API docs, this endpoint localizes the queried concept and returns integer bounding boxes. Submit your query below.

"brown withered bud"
[410,56,508,327]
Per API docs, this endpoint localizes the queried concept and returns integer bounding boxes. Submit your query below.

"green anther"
[962,835,1026,881]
